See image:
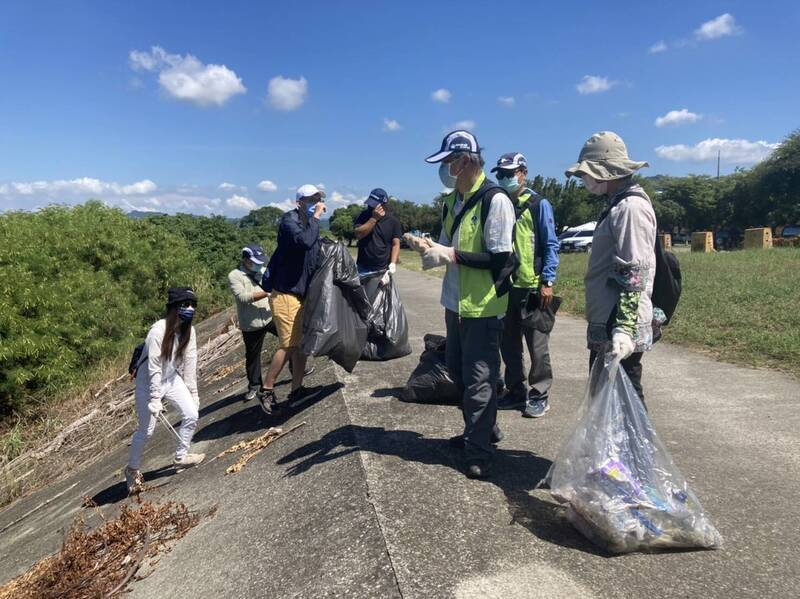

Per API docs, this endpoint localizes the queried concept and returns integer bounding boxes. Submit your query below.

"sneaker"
[259,388,280,414]
[497,390,526,410]
[125,466,144,495]
[465,460,492,479]
[523,397,550,418]
[173,453,205,469]
[289,363,316,377]
[245,387,260,402]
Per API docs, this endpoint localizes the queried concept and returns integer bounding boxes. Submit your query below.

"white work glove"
[608,329,636,382]
[403,233,431,253]
[147,399,163,416]
[388,263,396,274]
[421,241,456,270]
[380,271,391,286]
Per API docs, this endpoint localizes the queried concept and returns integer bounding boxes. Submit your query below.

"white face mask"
[581,174,608,195]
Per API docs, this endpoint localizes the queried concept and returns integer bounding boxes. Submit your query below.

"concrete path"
[1,266,797,598]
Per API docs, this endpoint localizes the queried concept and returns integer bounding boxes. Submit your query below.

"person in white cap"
[565,131,656,402]
[416,130,516,479]
[259,184,326,414]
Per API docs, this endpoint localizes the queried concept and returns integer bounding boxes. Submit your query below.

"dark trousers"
[589,350,645,403]
[501,287,553,400]
[445,309,504,462]
[242,327,269,391]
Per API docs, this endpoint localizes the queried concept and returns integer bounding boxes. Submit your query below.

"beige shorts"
[269,291,304,349]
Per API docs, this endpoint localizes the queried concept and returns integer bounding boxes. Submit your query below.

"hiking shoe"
[288,363,316,377]
[173,453,205,469]
[245,387,260,402]
[259,389,280,414]
[448,429,503,449]
[497,390,526,410]
[523,397,550,418]
[125,466,144,495]
[465,461,492,479]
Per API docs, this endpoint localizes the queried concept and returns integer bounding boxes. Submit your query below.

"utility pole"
[717,149,721,179]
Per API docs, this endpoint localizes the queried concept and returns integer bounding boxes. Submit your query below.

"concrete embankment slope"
[1,266,799,598]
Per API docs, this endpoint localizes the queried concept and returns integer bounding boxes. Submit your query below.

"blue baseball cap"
[491,152,528,173]
[365,188,389,208]
[242,244,268,265]
[425,130,480,163]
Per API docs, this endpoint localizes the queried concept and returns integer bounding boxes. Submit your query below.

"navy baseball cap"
[167,287,197,307]
[366,188,389,208]
[425,130,480,163]
[491,152,528,173]
[242,244,268,265]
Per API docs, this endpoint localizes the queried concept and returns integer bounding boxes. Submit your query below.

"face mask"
[305,202,318,217]
[499,175,521,193]
[581,174,608,195]
[178,306,195,322]
[247,261,261,273]
[438,162,459,188]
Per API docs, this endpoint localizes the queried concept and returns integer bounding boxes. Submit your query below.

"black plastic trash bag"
[545,356,723,554]
[301,240,371,372]
[519,290,563,334]
[401,334,460,404]
[360,272,412,361]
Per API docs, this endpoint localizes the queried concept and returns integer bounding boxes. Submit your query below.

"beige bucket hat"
[565,131,649,181]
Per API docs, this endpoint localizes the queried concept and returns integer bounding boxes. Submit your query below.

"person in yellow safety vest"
[420,130,516,479]
[492,153,561,419]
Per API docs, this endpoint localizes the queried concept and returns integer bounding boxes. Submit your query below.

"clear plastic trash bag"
[544,355,723,553]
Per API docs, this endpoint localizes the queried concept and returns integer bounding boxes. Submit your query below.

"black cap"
[425,130,480,163]
[167,287,197,307]
[242,244,268,265]
[491,152,528,173]
[366,188,389,208]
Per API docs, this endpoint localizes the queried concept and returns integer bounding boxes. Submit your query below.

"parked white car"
[559,221,596,253]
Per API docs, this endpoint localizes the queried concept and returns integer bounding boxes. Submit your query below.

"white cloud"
[431,88,452,103]
[226,194,257,212]
[655,138,779,164]
[649,40,668,53]
[268,198,299,212]
[0,177,156,197]
[695,14,742,40]
[219,182,237,190]
[654,108,703,127]
[267,76,308,111]
[451,120,476,131]
[383,118,402,132]
[576,75,617,95]
[257,180,278,192]
[497,96,515,107]
[329,191,362,207]
[129,46,246,107]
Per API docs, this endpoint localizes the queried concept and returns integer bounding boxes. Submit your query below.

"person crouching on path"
[354,187,402,296]
[492,153,560,419]
[125,287,205,495]
[260,184,326,414]
[565,131,657,403]
[422,130,516,479]
[228,245,272,402]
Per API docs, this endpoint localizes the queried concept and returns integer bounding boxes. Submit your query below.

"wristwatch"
[542,280,554,288]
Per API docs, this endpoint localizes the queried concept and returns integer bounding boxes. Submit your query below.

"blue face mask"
[306,202,318,217]
[178,306,195,322]
[438,162,458,188]
[499,175,521,193]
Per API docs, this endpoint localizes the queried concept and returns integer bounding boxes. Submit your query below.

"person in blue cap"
[228,245,272,402]
[353,188,402,285]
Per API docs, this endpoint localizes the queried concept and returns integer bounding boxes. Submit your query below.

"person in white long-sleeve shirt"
[125,287,205,495]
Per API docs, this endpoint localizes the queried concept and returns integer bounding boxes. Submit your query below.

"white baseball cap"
[295,184,326,201]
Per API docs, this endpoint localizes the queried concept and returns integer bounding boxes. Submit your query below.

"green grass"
[398,248,800,377]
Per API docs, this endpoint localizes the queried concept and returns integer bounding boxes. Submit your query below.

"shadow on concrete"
[370,387,405,399]
[90,465,176,506]
[277,423,603,555]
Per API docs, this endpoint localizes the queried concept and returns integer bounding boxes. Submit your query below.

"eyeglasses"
[179,300,197,308]
[495,169,520,180]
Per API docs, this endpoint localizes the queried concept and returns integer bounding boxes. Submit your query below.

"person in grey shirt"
[416,130,516,479]
[565,131,657,402]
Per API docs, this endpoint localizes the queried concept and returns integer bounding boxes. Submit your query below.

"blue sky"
[0,1,798,216]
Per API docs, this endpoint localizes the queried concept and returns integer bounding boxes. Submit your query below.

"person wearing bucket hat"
[125,287,204,494]
[566,131,656,402]
[354,188,402,285]
[491,153,561,419]
[259,184,326,415]
[228,245,273,402]
[415,130,516,479]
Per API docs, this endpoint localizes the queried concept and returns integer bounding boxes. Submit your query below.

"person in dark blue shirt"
[260,184,326,413]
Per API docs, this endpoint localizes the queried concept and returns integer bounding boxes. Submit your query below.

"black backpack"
[600,190,682,325]
[128,343,146,379]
